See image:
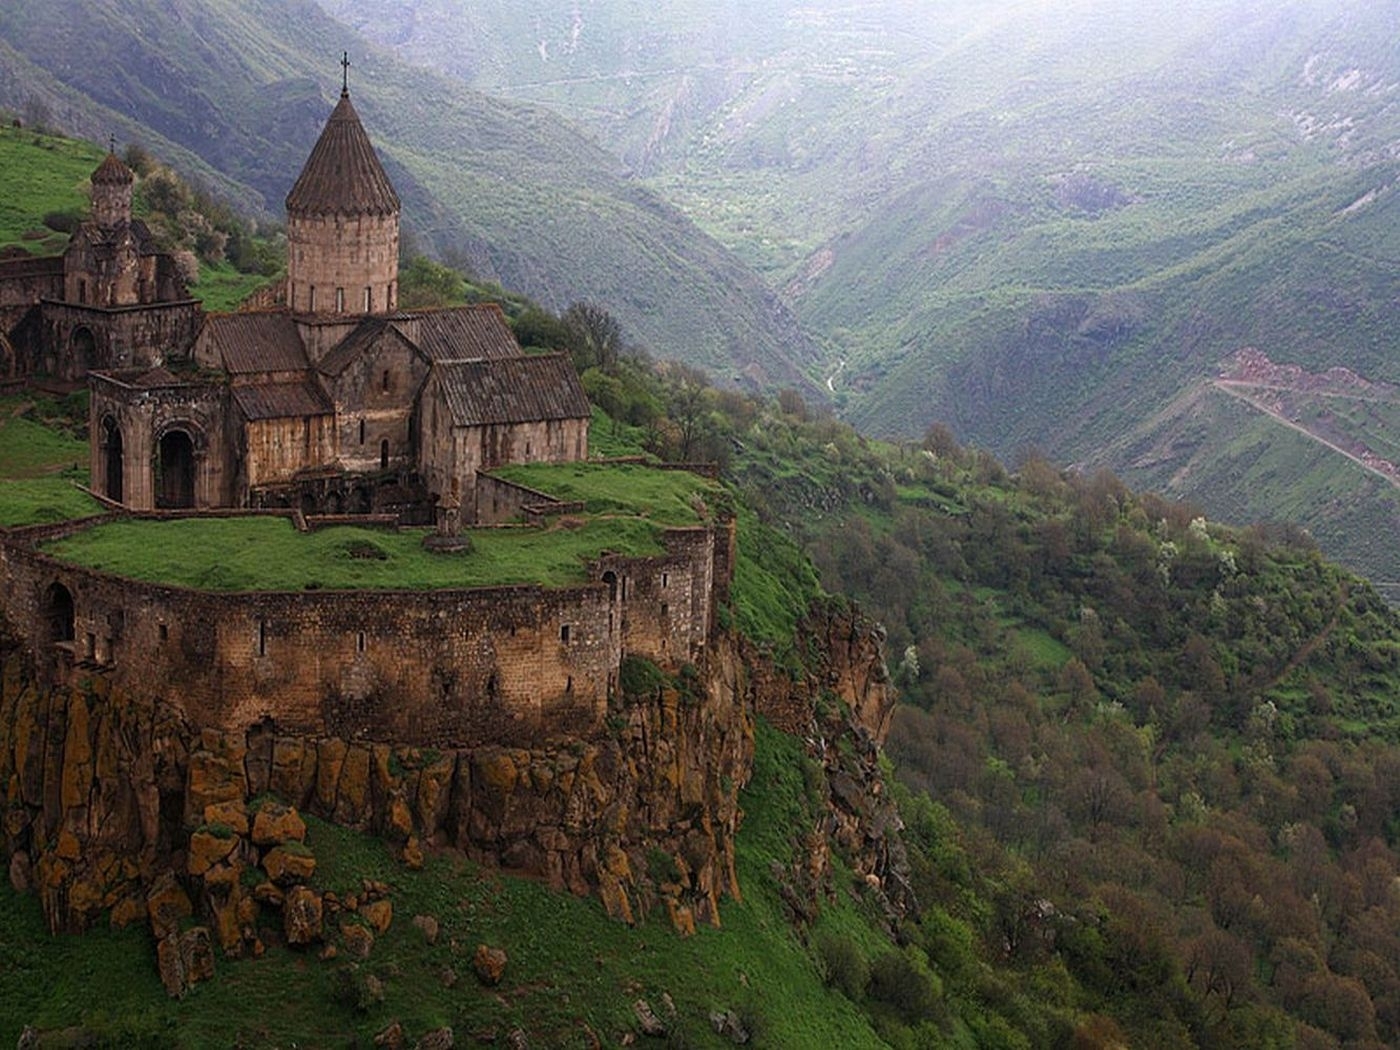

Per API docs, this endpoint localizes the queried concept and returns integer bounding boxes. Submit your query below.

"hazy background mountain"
[0,0,823,391]
[320,0,1400,600]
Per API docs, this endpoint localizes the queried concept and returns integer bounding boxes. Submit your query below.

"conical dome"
[286,92,400,218]
[91,151,134,186]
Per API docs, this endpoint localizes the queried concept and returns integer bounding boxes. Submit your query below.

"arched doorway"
[68,327,96,379]
[157,430,196,509]
[44,582,75,645]
[101,416,124,503]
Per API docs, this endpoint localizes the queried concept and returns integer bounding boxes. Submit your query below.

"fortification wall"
[0,516,732,748]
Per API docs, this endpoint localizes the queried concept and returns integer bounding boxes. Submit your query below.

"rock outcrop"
[0,599,908,984]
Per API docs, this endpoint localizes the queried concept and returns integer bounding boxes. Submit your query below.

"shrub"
[869,948,942,1025]
[816,931,869,1000]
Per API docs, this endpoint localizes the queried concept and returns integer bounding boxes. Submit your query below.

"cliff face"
[1,602,903,981]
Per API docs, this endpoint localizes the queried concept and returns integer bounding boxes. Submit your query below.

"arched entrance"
[68,326,96,379]
[101,416,124,503]
[44,582,75,645]
[157,430,196,509]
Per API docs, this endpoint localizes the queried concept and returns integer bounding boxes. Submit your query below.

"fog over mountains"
[324,0,1400,599]
[1,0,1396,596]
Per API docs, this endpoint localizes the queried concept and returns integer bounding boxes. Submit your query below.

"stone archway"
[157,429,196,509]
[101,416,124,503]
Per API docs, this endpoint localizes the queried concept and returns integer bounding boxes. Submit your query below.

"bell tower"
[285,55,401,319]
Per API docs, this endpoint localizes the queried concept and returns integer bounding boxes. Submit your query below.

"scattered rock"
[362,897,394,934]
[633,999,666,1038]
[412,913,440,945]
[473,944,508,986]
[155,927,215,998]
[251,802,307,846]
[145,872,193,941]
[402,835,425,870]
[263,844,317,885]
[438,967,458,989]
[660,993,677,1019]
[283,885,323,946]
[253,881,285,907]
[506,1030,529,1050]
[319,944,339,962]
[374,1021,406,1049]
[709,1010,750,1044]
[187,828,238,877]
[342,921,375,960]
[416,1027,455,1050]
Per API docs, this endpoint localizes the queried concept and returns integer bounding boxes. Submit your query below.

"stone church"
[0,82,591,521]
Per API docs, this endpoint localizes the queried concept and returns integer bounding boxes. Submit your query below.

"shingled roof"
[286,92,400,218]
[414,305,521,363]
[433,354,591,427]
[199,313,310,374]
[232,381,333,421]
[91,152,134,186]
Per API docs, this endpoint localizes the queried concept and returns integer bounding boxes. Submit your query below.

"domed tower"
[285,64,401,318]
[90,149,134,228]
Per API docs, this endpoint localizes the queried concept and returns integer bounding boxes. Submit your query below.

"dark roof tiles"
[91,152,134,186]
[233,381,333,421]
[201,313,310,374]
[285,93,400,218]
[414,304,521,363]
[434,354,591,427]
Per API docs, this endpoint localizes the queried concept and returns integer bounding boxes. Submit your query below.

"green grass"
[190,260,275,312]
[0,407,87,479]
[42,516,668,591]
[0,476,102,527]
[0,398,101,526]
[489,460,722,526]
[0,721,885,1048]
[0,125,100,250]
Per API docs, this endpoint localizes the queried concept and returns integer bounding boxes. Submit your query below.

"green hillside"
[0,0,822,391]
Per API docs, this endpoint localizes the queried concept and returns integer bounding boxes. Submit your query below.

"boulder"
[633,1000,666,1038]
[187,828,238,877]
[341,921,375,960]
[8,851,31,894]
[202,800,249,837]
[283,886,323,946]
[251,802,306,846]
[373,1021,406,1050]
[361,898,393,934]
[146,872,193,941]
[473,944,508,986]
[416,1027,455,1050]
[263,845,316,885]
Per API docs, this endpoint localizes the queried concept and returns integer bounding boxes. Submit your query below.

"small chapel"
[0,69,591,522]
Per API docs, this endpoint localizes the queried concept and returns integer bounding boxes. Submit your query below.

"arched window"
[379,439,390,470]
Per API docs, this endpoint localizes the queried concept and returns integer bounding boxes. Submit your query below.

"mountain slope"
[325,0,1400,598]
[0,0,822,390]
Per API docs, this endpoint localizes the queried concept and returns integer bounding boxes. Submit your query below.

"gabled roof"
[317,317,423,378]
[232,381,333,421]
[199,313,310,374]
[413,304,521,363]
[433,354,591,428]
[285,92,400,218]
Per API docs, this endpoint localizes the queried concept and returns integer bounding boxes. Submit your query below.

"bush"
[816,931,869,1000]
[869,948,942,1025]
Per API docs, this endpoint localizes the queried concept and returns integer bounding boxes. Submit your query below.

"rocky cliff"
[1,603,904,993]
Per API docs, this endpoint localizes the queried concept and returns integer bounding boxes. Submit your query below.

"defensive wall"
[0,509,733,749]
